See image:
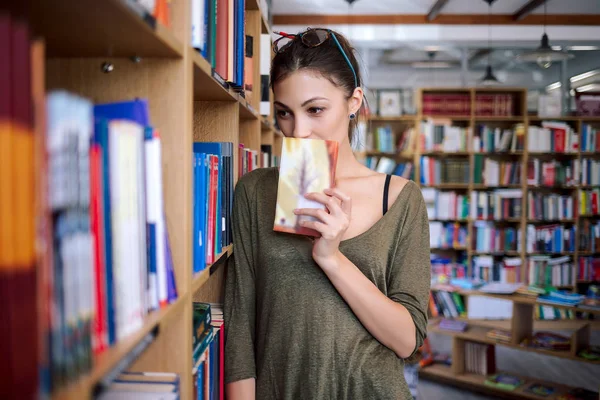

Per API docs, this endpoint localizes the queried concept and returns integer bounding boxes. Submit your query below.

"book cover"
[274,137,339,237]
[524,383,555,397]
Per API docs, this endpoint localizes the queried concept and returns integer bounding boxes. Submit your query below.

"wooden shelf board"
[527,219,576,223]
[470,218,522,223]
[29,0,184,57]
[579,117,600,122]
[437,316,600,331]
[474,117,524,122]
[238,97,259,120]
[471,184,522,189]
[429,323,600,365]
[580,152,600,157]
[528,152,579,157]
[421,151,470,156]
[528,116,581,122]
[419,364,586,400]
[471,251,520,256]
[422,184,470,189]
[422,115,472,120]
[364,151,415,159]
[192,245,233,294]
[367,115,417,122]
[434,288,600,316]
[192,51,238,102]
[261,117,272,130]
[51,295,185,400]
[431,247,468,251]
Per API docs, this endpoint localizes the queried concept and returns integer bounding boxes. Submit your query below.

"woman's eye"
[276,109,290,118]
[308,107,324,114]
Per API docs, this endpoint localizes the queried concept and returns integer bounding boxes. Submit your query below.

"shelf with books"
[22,0,184,57]
[3,0,279,398]
[419,363,586,400]
[428,322,600,365]
[51,295,186,400]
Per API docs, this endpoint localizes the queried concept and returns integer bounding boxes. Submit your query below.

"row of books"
[422,188,469,221]
[365,125,408,153]
[579,220,600,253]
[363,157,415,179]
[97,371,180,400]
[526,224,576,253]
[480,158,522,186]
[527,122,578,153]
[472,256,522,284]
[577,257,600,282]
[526,158,579,187]
[42,95,179,393]
[419,120,469,152]
[465,342,496,376]
[470,190,522,220]
[193,143,234,273]
[580,123,600,152]
[191,0,246,90]
[527,192,575,221]
[472,124,524,153]
[430,256,468,281]
[580,158,600,186]
[192,303,224,400]
[420,157,470,185]
[472,223,521,254]
[429,222,468,249]
[579,189,599,216]
[422,93,470,116]
[428,291,466,319]
[527,255,575,287]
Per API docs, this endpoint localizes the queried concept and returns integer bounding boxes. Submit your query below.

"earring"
[349,113,356,120]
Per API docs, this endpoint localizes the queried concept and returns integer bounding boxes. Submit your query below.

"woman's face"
[273,70,359,144]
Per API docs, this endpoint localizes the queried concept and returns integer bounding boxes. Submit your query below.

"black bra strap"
[383,174,392,215]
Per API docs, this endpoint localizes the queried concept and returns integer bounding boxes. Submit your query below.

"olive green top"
[224,167,431,399]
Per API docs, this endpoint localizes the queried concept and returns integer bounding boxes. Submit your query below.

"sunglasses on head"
[272,28,358,89]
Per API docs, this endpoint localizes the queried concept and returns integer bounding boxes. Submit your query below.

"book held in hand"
[274,137,339,237]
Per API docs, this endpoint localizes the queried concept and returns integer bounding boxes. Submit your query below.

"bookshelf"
[362,88,600,398]
[363,87,600,291]
[3,0,280,399]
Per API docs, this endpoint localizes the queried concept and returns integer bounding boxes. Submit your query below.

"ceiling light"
[518,34,574,68]
[568,46,600,51]
[576,84,600,92]
[570,69,600,83]
[546,82,561,91]
[516,2,574,69]
[481,65,501,86]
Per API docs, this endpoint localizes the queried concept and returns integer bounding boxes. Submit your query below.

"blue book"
[94,98,150,126]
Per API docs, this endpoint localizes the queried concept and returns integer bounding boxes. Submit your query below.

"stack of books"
[486,329,512,343]
[521,332,571,351]
[438,318,468,332]
[537,290,584,307]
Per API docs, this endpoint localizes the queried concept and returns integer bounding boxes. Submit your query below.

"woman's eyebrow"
[301,97,328,107]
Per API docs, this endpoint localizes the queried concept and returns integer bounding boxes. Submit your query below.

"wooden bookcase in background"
[17,0,280,399]
[362,87,600,290]
[361,88,600,399]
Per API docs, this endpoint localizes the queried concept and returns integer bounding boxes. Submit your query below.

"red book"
[90,143,108,355]
[274,137,339,237]
[206,155,218,264]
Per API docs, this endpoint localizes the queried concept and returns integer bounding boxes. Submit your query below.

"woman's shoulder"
[235,166,279,197]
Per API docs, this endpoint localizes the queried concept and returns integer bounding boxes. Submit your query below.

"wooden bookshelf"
[419,364,582,400]
[364,87,600,291]
[8,0,282,398]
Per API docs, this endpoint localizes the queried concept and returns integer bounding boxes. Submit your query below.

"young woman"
[224,28,431,399]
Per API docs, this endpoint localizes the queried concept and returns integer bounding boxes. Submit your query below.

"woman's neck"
[334,141,372,180]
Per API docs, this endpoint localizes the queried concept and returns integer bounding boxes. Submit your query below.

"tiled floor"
[414,328,600,400]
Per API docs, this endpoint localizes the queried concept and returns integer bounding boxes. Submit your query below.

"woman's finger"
[305,192,343,215]
[324,187,352,215]
[294,207,333,224]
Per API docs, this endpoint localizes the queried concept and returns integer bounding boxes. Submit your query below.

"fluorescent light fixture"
[423,46,441,52]
[546,82,561,91]
[410,61,453,68]
[568,46,600,51]
[576,83,600,92]
[570,69,600,83]
[551,46,562,51]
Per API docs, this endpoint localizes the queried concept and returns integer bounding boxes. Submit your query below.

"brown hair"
[270,28,364,142]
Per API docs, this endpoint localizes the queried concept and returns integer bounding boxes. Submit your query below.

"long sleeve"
[387,189,431,357]
[224,178,257,383]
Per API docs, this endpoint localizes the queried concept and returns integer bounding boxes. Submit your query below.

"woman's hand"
[293,187,352,271]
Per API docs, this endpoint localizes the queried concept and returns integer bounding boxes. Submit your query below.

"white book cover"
[109,120,145,341]
[191,0,205,50]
